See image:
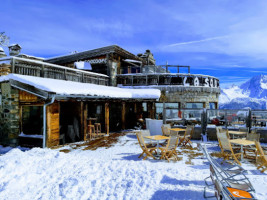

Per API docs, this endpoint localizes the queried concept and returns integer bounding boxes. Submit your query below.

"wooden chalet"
[0,46,160,148]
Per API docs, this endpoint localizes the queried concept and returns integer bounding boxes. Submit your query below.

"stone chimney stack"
[0,47,7,58]
[8,44,21,56]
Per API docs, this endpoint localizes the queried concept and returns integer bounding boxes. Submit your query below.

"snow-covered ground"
[0,132,266,200]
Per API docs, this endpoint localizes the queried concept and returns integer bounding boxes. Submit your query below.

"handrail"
[0,56,109,85]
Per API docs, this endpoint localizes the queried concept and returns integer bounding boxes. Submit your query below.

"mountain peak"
[220,74,267,109]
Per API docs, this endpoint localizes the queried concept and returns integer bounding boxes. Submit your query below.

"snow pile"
[0,134,266,200]
[0,74,161,99]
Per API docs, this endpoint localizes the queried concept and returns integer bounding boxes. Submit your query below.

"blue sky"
[1,0,267,88]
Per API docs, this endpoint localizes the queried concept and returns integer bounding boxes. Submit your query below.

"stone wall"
[0,83,20,146]
[158,86,219,108]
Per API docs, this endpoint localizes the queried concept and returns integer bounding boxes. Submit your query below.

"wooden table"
[230,139,255,160]
[228,131,247,139]
[145,135,169,157]
[169,128,186,136]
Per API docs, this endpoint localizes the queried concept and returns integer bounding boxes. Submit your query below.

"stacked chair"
[200,145,256,200]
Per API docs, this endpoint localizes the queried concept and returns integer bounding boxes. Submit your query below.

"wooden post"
[105,102,109,135]
[83,102,88,141]
[122,102,126,130]
[152,102,156,119]
[46,102,60,147]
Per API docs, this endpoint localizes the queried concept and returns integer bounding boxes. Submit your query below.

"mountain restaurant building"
[0,45,219,148]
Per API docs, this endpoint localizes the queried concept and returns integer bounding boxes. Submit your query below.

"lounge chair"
[200,145,256,199]
[180,125,194,147]
[255,141,267,173]
[136,132,157,160]
[159,134,179,162]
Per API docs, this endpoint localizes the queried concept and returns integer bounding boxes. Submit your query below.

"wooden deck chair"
[94,123,106,137]
[140,130,156,146]
[161,124,171,136]
[219,132,242,166]
[87,125,97,140]
[255,141,267,173]
[239,127,249,133]
[159,134,179,162]
[243,131,260,159]
[136,132,156,160]
[246,130,260,142]
[180,125,194,147]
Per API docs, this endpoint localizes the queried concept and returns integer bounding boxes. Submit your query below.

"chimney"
[8,44,22,56]
[0,47,7,58]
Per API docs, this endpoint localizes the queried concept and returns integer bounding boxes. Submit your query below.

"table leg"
[157,141,160,156]
[241,145,243,160]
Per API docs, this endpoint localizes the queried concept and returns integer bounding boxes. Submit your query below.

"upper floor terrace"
[0,56,109,86]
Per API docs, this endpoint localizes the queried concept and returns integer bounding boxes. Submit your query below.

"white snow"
[0,133,266,200]
[124,59,142,64]
[19,132,43,139]
[220,85,248,104]
[0,74,161,99]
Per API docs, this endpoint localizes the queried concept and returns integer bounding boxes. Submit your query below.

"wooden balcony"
[0,57,109,85]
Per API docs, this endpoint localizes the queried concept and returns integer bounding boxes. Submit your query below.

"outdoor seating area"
[135,124,188,162]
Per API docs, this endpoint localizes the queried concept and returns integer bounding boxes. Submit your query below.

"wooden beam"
[83,102,88,141]
[105,102,109,135]
[122,102,126,130]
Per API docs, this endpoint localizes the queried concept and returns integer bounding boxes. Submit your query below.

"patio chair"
[159,134,179,162]
[255,141,267,173]
[200,145,256,199]
[180,125,194,147]
[136,132,157,160]
[239,127,249,133]
[87,125,97,140]
[246,130,260,142]
[161,124,171,136]
[218,131,242,166]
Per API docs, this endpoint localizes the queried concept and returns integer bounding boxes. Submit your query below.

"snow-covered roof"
[123,59,142,64]
[0,74,161,100]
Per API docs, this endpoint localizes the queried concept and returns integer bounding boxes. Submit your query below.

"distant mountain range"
[219,75,267,109]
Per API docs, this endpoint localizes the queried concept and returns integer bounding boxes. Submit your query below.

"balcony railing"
[0,57,109,85]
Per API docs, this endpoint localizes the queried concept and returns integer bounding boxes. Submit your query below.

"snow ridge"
[220,75,267,109]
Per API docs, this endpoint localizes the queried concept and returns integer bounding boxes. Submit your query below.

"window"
[22,106,43,135]
[186,103,204,109]
[209,102,217,109]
